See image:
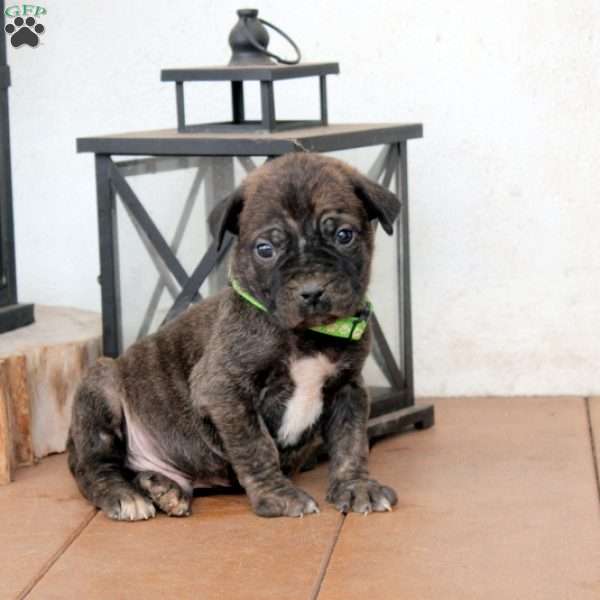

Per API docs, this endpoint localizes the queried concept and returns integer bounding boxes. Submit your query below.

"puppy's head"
[209,153,400,330]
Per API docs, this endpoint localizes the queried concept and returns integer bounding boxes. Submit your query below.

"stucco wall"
[6,0,600,395]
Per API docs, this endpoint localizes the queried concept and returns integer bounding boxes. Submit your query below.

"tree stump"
[0,306,101,484]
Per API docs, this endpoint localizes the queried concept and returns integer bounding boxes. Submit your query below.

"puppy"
[68,153,400,520]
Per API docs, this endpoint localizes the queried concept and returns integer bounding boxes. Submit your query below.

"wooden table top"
[77,122,423,156]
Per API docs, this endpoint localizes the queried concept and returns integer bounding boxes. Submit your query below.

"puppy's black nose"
[299,284,324,307]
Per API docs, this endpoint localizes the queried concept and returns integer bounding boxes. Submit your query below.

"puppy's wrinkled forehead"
[208,152,400,250]
[239,154,366,234]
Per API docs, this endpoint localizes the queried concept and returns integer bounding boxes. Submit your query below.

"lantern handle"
[242,18,301,65]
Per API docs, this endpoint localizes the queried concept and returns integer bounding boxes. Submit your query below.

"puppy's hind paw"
[134,471,192,517]
[102,488,157,521]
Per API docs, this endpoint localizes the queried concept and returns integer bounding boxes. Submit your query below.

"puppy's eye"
[255,241,274,259]
[335,228,354,245]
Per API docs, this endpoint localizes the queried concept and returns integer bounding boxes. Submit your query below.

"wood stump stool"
[0,306,101,484]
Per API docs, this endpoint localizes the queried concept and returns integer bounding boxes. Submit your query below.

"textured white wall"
[6,0,600,395]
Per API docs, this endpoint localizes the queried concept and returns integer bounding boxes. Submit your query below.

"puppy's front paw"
[252,484,320,518]
[327,478,397,514]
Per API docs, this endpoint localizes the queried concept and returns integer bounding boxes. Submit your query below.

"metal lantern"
[0,0,33,333]
[77,8,433,439]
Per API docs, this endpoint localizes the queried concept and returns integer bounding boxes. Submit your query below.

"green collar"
[230,278,371,341]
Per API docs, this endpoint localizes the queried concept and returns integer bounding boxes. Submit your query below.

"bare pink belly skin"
[123,406,232,494]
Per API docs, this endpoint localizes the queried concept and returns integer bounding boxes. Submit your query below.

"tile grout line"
[584,397,600,507]
[18,508,99,600]
[310,513,346,600]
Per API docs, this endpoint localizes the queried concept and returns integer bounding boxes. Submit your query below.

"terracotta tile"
[319,397,600,600]
[28,461,342,600]
[0,454,96,599]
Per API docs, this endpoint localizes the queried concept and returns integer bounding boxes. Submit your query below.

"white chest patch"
[278,353,337,447]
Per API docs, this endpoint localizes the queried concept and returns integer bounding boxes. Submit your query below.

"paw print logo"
[4,16,45,48]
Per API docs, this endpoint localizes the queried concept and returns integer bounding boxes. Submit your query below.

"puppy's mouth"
[293,313,339,329]
[272,279,363,330]
[282,302,359,330]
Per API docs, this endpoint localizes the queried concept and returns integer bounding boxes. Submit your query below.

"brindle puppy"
[68,153,400,520]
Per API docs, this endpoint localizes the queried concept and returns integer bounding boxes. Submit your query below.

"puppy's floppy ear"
[351,173,401,235]
[208,188,244,250]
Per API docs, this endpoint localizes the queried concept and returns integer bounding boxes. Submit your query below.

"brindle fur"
[68,153,400,520]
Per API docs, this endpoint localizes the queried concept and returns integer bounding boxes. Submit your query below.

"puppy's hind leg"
[68,358,156,521]
[134,471,192,517]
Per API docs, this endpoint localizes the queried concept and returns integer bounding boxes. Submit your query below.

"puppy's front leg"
[324,381,398,514]
[194,377,319,518]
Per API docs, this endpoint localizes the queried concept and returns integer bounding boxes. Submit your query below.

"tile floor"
[1,397,599,600]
